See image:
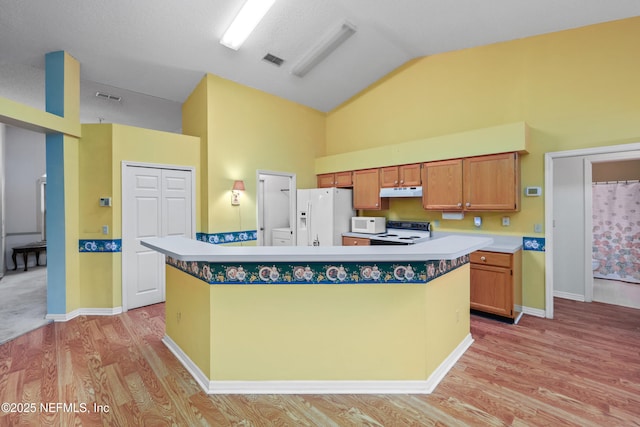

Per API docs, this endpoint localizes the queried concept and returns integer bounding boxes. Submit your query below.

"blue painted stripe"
[45,133,66,314]
[79,239,122,252]
[523,237,545,252]
[196,230,257,245]
[45,51,65,117]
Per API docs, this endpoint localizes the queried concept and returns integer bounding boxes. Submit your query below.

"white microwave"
[351,217,386,234]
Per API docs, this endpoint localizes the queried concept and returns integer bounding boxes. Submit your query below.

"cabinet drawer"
[342,236,371,246]
[470,251,512,268]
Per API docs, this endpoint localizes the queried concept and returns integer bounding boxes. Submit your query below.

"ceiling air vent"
[262,53,284,67]
[95,91,122,102]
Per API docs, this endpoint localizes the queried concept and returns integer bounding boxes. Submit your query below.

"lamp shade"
[232,180,246,191]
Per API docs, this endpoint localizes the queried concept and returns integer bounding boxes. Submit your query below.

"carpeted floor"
[0,266,50,345]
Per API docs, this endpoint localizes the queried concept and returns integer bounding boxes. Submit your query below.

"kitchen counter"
[343,231,522,253]
[143,234,490,395]
[142,234,493,263]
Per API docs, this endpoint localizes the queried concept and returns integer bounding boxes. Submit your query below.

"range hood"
[379,186,423,198]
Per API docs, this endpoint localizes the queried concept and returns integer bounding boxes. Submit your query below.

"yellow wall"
[202,266,469,381]
[324,17,640,310]
[182,74,326,235]
[166,266,211,377]
[78,124,200,309]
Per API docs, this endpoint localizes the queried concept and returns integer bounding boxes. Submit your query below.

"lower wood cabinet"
[342,236,371,246]
[470,250,522,322]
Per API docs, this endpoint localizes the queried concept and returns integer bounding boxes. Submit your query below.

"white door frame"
[121,161,196,311]
[544,142,640,319]
[256,170,296,246]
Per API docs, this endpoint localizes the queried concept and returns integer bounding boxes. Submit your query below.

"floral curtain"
[592,182,640,284]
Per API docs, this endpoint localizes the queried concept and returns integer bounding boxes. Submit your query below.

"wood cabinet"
[422,153,519,211]
[422,159,463,210]
[353,168,389,210]
[380,164,422,188]
[463,153,519,211]
[470,250,522,322]
[342,236,371,246]
[317,171,353,188]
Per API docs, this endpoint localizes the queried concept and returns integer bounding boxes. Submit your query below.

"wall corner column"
[45,51,81,315]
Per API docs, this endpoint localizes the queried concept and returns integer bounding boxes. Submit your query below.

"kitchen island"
[142,235,492,394]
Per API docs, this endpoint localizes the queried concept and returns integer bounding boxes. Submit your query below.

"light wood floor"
[1,298,638,426]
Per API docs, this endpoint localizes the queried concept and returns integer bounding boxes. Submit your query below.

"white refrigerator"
[296,188,354,246]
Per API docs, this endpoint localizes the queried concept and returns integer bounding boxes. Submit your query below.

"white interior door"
[123,165,193,310]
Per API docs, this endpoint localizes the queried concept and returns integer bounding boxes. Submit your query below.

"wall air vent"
[262,53,284,67]
[95,91,122,102]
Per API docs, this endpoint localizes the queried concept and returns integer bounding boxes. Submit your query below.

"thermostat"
[99,197,112,207]
[525,187,542,197]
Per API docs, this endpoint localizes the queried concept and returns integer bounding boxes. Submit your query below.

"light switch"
[102,225,109,235]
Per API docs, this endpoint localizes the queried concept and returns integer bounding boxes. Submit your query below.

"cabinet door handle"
[400,180,404,184]
[394,180,398,184]
[354,241,358,245]
[457,202,462,207]
[466,202,471,207]
[480,256,486,261]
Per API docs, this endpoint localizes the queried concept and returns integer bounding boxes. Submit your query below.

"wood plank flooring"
[1,298,639,426]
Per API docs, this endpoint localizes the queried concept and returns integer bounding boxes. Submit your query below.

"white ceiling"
[1,0,639,112]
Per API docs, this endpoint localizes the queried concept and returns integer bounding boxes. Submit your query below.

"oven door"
[369,239,412,246]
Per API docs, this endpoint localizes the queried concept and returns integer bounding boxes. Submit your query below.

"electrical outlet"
[534,223,543,233]
[502,216,510,226]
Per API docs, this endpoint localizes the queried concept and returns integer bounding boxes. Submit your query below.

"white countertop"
[141,235,494,263]
[343,231,522,254]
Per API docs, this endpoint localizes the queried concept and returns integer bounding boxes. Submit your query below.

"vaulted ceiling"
[1,0,639,112]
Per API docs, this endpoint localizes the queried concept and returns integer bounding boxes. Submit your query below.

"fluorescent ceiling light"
[292,21,357,78]
[220,0,276,50]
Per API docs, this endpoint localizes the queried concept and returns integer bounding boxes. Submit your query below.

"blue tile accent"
[166,255,470,286]
[197,230,258,245]
[79,239,122,252]
[523,237,545,252]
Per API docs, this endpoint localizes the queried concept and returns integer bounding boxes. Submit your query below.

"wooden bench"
[11,241,47,272]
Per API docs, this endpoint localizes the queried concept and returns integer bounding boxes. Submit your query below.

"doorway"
[256,171,296,246]
[122,162,195,311]
[545,142,640,318]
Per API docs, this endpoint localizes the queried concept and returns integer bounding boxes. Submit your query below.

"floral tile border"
[166,254,470,285]
[79,239,122,252]
[523,237,545,252]
[197,231,257,245]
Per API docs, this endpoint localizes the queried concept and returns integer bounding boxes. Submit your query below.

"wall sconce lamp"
[231,180,245,205]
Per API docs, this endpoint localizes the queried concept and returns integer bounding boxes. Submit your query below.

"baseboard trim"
[553,291,585,302]
[163,333,474,395]
[46,307,123,322]
[521,306,546,318]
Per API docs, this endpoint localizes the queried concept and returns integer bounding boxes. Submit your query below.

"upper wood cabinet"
[317,171,353,188]
[423,153,520,211]
[353,168,389,210]
[464,153,519,211]
[422,159,463,210]
[380,164,422,188]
